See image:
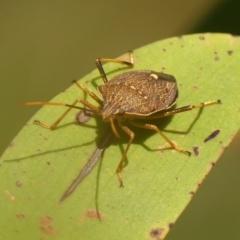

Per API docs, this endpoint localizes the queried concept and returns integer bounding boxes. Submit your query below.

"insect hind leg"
[148,100,221,119]
[129,121,191,156]
[95,51,134,83]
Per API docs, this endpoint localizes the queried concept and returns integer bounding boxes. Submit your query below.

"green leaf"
[1,33,240,240]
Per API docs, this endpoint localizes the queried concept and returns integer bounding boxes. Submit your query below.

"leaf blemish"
[8,141,15,148]
[168,222,174,228]
[39,216,58,236]
[227,50,233,55]
[16,213,26,220]
[189,191,195,196]
[207,161,216,172]
[210,161,215,167]
[84,209,105,220]
[204,129,220,143]
[149,227,165,239]
[16,180,22,187]
[192,146,199,156]
[199,36,205,40]
[191,85,199,89]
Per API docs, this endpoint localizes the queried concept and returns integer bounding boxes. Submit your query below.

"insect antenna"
[19,100,102,129]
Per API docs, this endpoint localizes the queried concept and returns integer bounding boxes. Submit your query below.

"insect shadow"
[61,105,204,208]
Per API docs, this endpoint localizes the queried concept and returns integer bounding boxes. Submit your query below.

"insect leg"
[147,100,221,119]
[95,51,134,83]
[21,99,101,129]
[72,80,102,105]
[129,121,191,156]
[116,121,135,187]
[109,118,120,138]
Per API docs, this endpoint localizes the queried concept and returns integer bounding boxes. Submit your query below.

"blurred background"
[0,0,239,239]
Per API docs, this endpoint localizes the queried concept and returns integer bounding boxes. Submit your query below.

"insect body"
[22,51,221,187]
[99,70,178,119]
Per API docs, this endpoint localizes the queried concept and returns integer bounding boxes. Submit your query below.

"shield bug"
[22,51,221,186]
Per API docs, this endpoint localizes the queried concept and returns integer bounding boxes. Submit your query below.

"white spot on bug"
[150,74,158,80]
[130,85,136,90]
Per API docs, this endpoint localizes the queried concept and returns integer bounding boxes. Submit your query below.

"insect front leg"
[129,121,191,156]
[73,80,102,105]
[116,121,135,187]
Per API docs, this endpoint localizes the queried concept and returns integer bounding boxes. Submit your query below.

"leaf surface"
[1,33,240,239]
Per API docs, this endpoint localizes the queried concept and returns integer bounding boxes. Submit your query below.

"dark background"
[1,1,239,239]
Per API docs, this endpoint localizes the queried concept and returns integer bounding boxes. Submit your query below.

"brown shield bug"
[22,51,221,186]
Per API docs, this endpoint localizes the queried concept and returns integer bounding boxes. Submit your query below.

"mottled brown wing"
[98,70,178,119]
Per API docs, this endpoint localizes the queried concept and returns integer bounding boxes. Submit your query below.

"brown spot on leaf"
[189,191,195,196]
[8,141,15,148]
[168,222,174,228]
[16,180,22,187]
[204,129,220,143]
[227,50,233,55]
[84,209,105,220]
[191,85,199,89]
[150,227,165,239]
[199,36,205,40]
[207,161,216,172]
[192,146,199,156]
[16,213,26,220]
[218,145,227,157]
[39,216,57,236]
[215,56,220,61]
